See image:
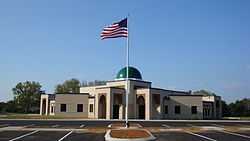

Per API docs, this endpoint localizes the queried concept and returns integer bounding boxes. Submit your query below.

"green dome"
[116,66,142,80]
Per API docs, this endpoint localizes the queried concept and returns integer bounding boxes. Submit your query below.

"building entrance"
[113,105,119,119]
[137,96,145,119]
[139,105,145,119]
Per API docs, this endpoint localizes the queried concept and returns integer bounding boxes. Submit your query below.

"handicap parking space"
[0,131,31,141]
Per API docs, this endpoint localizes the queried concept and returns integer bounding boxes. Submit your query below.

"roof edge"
[107,79,152,84]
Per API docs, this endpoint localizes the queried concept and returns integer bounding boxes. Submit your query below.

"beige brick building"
[40,67,222,120]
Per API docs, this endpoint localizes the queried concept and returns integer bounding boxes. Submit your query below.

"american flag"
[101,18,128,40]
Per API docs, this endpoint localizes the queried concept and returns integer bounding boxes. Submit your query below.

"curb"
[104,129,156,141]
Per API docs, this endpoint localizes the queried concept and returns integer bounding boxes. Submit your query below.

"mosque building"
[40,66,222,120]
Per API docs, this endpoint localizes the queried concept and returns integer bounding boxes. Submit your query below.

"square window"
[77,104,83,112]
[175,105,181,114]
[60,104,66,112]
[191,106,197,114]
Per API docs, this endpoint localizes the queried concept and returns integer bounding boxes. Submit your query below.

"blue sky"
[0,0,250,103]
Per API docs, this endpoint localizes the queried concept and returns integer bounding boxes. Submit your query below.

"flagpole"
[125,14,129,128]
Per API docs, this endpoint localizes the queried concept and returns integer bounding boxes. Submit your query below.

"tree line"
[222,99,250,117]
[0,79,106,113]
[0,80,249,117]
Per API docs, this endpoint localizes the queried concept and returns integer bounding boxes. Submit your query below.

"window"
[77,104,83,112]
[175,105,181,114]
[60,104,66,112]
[191,106,197,114]
[89,104,93,112]
[164,105,168,114]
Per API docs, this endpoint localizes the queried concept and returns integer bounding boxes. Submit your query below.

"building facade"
[40,67,222,120]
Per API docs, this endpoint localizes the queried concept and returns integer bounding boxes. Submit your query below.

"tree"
[193,90,216,96]
[5,100,22,113]
[12,81,42,113]
[0,102,7,113]
[55,78,80,93]
[229,98,250,117]
[221,100,231,117]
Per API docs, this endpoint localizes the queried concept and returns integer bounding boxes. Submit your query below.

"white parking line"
[221,130,250,139]
[51,124,59,128]
[23,124,35,128]
[136,123,142,128]
[185,131,217,141]
[162,124,171,128]
[211,124,224,128]
[80,124,85,128]
[186,124,194,127]
[9,130,39,141]
[58,130,73,141]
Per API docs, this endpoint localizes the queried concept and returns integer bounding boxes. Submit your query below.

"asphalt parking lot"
[0,131,105,141]
[0,120,250,141]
